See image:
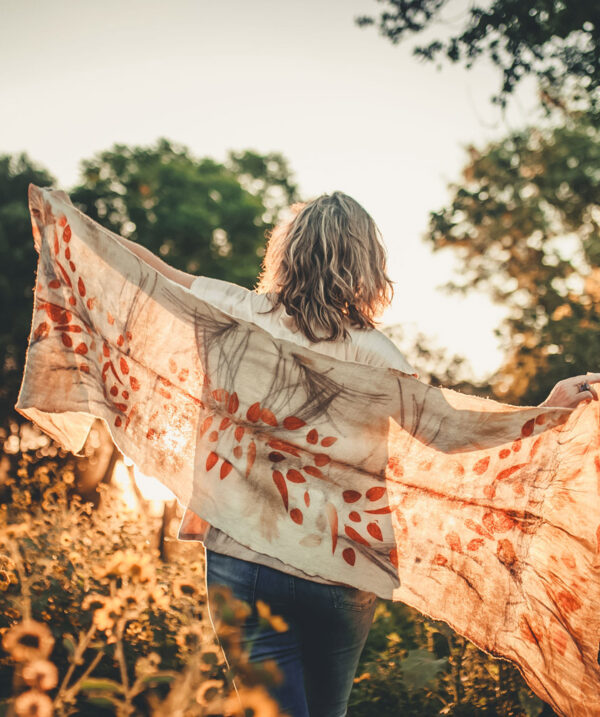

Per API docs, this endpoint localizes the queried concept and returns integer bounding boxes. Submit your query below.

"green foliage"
[425,110,600,403]
[0,154,56,420]
[70,139,298,289]
[350,602,546,716]
[357,0,600,109]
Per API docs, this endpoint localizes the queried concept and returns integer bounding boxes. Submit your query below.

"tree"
[357,0,600,109]
[70,139,299,289]
[0,154,56,420]
[424,110,600,404]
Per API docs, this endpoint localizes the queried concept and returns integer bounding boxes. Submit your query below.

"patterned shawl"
[16,185,600,715]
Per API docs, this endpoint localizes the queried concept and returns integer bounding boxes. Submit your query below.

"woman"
[116,191,597,716]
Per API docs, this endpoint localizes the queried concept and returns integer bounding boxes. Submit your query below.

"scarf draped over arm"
[16,185,600,716]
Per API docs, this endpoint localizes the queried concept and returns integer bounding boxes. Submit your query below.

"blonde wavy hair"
[256,191,393,342]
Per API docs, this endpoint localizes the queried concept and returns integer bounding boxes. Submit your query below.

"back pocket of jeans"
[329,584,377,611]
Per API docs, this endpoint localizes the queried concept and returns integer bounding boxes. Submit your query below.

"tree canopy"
[357,0,600,109]
[425,110,600,404]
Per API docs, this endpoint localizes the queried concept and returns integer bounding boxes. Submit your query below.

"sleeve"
[189,275,252,318]
[355,329,419,378]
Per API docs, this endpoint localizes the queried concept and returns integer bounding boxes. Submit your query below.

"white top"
[189,275,418,585]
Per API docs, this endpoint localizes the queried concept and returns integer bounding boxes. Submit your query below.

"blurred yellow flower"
[22,659,59,691]
[256,601,288,633]
[14,689,53,717]
[224,685,284,717]
[173,578,200,599]
[196,678,223,706]
[2,620,55,662]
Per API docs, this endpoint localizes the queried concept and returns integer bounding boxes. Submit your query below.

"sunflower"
[172,578,200,600]
[2,620,55,662]
[22,660,59,691]
[14,689,53,717]
[255,601,288,633]
[196,678,224,706]
[223,685,284,717]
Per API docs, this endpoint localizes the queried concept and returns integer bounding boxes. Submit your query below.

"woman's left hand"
[539,373,600,409]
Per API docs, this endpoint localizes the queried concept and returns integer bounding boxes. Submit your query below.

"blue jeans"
[205,549,377,717]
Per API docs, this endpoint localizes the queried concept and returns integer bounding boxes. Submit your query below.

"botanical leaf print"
[17,185,600,716]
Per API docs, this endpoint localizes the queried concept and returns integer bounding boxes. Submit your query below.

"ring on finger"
[577,381,591,393]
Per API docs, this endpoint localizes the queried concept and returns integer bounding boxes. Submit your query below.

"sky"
[1,0,542,379]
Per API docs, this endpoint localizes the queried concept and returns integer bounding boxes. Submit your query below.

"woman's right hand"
[539,373,600,409]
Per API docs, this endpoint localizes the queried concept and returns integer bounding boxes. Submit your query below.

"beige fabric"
[188,274,418,585]
[17,185,600,716]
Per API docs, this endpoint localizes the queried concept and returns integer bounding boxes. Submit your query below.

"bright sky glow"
[1,0,542,379]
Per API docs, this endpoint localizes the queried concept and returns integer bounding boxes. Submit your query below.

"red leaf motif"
[233,445,243,459]
[69,261,76,272]
[260,408,278,426]
[473,456,490,475]
[130,376,140,391]
[286,469,306,483]
[228,392,239,413]
[53,229,59,255]
[304,466,323,479]
[290,508,303,525]
[77,277,86,297]
[365,505,394,514]
[119,357,129,375]
[342,548,356,566]
[268,452,285,463]
[366,522,383,541]
[343,490,361,503]
[206,452,218,471]
[445,532,462,553]
[272,471,288,511]
[56,261,72,287]
[208,431,219,442]
[219,417,232,430]
[304,491,310,507]
[496,464,527,481]
[117,335,124,347]
[246,441,256,477]
[61,333,73,348]
[168,358,177,373]
[389,548,398,567]
[512,438,522,453]
[467,538,484,551]
[321,436,337,447]
[349,511,361,522]
[521,418,535,437]
[366,486,386,501]
[283,416,305,430]
[314,454,330,467]
[325,502,338,554]
[246,402,261,422]
[110,386,118,397]
[234,426,244,442]
[497,538,517,567]
[499,448,511,459]
[58,214,67,227]
[63,225,71,242]
[344,525,370,546]
[49,279,61,289]
[220,461,233,480]
[268,439,300,456]
[212,388,229,402]
[87,297,96,310]
[306,429,318,444]
[34,323,49,341]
